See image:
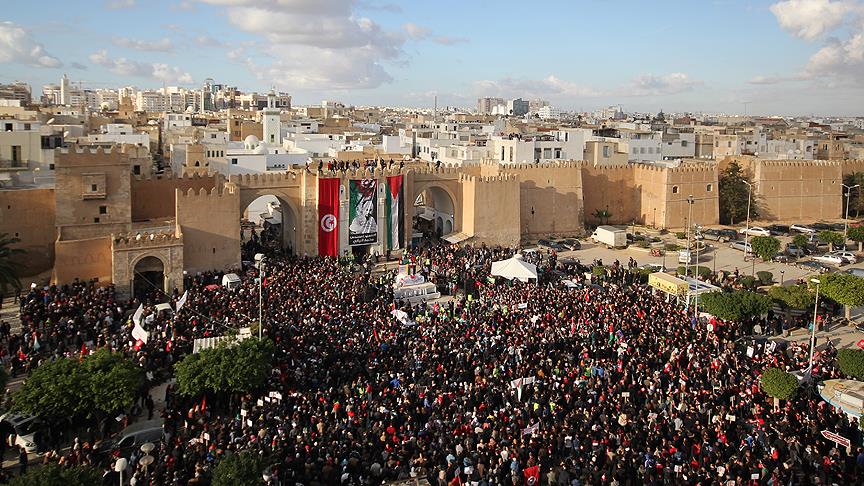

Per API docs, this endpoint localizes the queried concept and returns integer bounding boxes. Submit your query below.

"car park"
[791,224,816,234]
[813,254,844,266]
[730,241,753,253]
[828,251,858,264]
[556,239,581,250]
[766,224,790,236]
[797,260,832,273]
[740,226,770,237]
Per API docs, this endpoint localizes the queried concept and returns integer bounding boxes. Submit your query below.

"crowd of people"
[1,241,862,485]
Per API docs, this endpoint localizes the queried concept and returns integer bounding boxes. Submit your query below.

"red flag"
[80,343,88,356]
[857,339,864,350]
[372,328,380,343]
[201,395,207,412]
[523,466,540,486]
[318,178,340,256]
[134,339,144,351]
[165,340,173,353]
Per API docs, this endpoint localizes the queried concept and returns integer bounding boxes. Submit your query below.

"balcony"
[0,159,27,170]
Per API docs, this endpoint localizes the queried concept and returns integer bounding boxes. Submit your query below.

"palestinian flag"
[386,175,404,251]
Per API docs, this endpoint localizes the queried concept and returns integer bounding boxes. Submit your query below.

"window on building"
[602,146,610,158]
[640,147,646,154]
[672,185,679,194]
[727,141,732,148]
[49,163,54,170]
[11,145,21,163]
[633,148,638,154]
[99,205,107,214]
[231,158,238,165]
[23,123,30,130]
[681,140,688,147]
[133,165,141,175]
[706,183,713,192]
[4,123,11,132]
[94,217,100,223]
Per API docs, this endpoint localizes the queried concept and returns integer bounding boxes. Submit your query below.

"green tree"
[768,284,815,310]
[8,464,102,486]
[837,349,864,380]
[12,351,143,421]
[592,208,612,225]
[212,451,265,486]
[847,225,864,252]
[844,172,864,218]
[756,271,774,286]
[818,230,843,252]
[750,236,780,262]
[760,367,798,400]
[0,233,24,296]
[819,272,864,319]
[792,234,809,256]
[699,290,772,321]
[175,338,274,397]
[718,161,758,225]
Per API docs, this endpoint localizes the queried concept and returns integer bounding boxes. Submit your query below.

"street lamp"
[686,195,695,278]
[255,253,267,340]
[842,184,860,250]
[743,180,754,264]
[807,278,821,379]
[114,458,128,486]
[780,269,785,286]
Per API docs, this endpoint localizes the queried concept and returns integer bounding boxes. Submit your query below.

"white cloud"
[769,0,859,40]
[474,73,698,101]
[192,0,404,89]
[765,0,864,85]
[403,23,430,40]
[621,73,702,96]
[113,36,174,52]
[106,0,136,9]
[0,21,62,68]
[403,23,468,45]
[171,1,196,11]
[194,35,224,47]
[89,50,193,84]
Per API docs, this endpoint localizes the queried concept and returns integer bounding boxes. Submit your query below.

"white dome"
[244,135,260,150]
[254,141,268,154]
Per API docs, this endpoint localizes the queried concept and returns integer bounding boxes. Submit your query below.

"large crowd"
[1,239,862,485]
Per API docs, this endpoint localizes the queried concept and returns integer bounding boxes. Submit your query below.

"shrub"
[636,240,649,248]
[664,243,680,251]
[838,349,864,380]
[760,367,798,400]
[768,284,814,309]
[675,232,687,239]
[591,266,607,279]
[676,266,711,278]
[751,236,781,262]
[756,271,773,286]
[700,290,772,321]
[212,451,264,486]
[739,276,757,289]
[9,465,101,486]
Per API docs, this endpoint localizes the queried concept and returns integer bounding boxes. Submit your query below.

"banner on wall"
[348,179,378,246]
[318,178,340,256]
[386,175,404,251]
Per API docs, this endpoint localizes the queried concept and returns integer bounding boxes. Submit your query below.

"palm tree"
[0,233,24,296]
[593,208,612,225]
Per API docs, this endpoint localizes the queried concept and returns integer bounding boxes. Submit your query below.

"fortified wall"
[754,160,842,221]
[175,184,241,274]
[498,161,585,237]
[0,187,55,277]
[132,172,220,221]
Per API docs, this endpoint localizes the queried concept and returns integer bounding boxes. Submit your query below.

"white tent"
[491,254,538,282]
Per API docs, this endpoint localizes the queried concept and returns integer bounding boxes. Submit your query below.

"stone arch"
[131,253,166,300]
[412,181,460,237]
[239,190,302,255]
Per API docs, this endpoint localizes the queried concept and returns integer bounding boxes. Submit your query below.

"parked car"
[0,414,45,453]
[785,243,811,257]
[700,229,727,242]
[766,224,790,236]
[556,239,581,250]
[828,251,858,264]
[813,254,844,266]
[811,222,834,231]
[797,260,832,273]
[730,241,753,253]
[537,239,565,251]
[791,224,816,234]
[95,419,165,459]
[845,268,864,278]
[639,263,666,272]
[772,253,791,263]
[740,226,771,237]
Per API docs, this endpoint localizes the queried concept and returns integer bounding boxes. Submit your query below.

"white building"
[538,105,560,120]
[60,74,71,106]
[661,129,696,159]
[87,123,150,147]
[262,90,281,146]
[135,91,166,112]
[0,119,59,186]
[618,128,662,162]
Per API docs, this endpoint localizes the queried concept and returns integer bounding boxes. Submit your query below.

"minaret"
[262,89,281,146]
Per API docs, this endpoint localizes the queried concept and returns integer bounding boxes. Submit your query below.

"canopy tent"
[491,255,538,282]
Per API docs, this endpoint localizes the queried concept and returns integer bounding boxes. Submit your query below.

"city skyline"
[1,0,864,115]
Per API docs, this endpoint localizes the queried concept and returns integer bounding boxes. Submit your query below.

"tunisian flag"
[523,465,540,486]
[318,178,340,256]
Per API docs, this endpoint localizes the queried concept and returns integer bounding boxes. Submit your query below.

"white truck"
[591,225,627,249]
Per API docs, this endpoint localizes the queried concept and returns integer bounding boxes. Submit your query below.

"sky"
[1,0,864,116]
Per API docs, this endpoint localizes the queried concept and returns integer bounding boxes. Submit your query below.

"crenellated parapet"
[228,171,300,188]
[112,231,182,250]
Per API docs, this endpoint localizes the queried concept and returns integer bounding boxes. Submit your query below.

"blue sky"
[1,0,863,115]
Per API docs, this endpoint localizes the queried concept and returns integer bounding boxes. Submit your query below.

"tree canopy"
[750,236,780,262]
[848,225,864,251]
[699,290,772,321]
[817,230,843,251]
[175,338,274,397]
[8,464,102,486]
[837,349,864,380]
[0,233,24,296]
[212,451,265,486]
[819,272,864,308]
[768,284,815,310]
[760,368,798,400]
[12,349,143,420]
[718,162,757,225]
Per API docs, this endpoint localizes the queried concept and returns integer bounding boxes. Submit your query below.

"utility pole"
[842,184,860,249]
[743,180,754,273]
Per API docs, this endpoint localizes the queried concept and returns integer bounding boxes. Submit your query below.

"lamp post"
[743,180,754,265]
[114,458,128,486]
[842,184,860,250]
[686,195,694,278]
[780,269,785,286]
[255,254,267,340]
[807,278,821,379]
